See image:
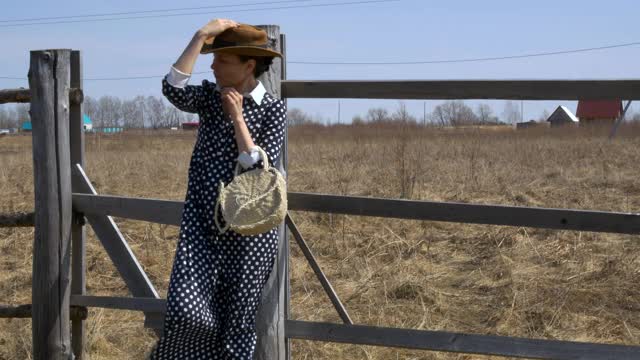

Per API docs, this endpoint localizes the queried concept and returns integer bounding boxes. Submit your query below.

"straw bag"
[214,146,287,235]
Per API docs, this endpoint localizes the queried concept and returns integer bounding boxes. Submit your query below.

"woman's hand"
[221,88,244,122]
[197,19,239,40]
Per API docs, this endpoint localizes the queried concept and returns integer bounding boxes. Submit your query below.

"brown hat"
[200,23,283,58]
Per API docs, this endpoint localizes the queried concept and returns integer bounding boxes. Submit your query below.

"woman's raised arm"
[173,19,239,74]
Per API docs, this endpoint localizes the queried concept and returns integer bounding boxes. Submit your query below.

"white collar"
[215,80,266,105]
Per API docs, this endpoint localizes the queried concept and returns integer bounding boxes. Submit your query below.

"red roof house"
[576,100,622,126]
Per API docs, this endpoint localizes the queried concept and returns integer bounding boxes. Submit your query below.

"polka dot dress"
[149,76,287,359]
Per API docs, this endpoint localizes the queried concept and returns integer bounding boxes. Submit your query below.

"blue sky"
[2,0,639,124]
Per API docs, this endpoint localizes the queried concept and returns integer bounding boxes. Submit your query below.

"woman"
[148,19,287,359]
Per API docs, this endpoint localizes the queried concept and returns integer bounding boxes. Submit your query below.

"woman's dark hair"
[238,55,274,78]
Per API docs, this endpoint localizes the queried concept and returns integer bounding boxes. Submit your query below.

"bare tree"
[15,103,29,125]
[502,100,520,125]
[122,99,144,128]
[287,108,314,126]
[97,96,123,128]
[431,100,476,126]
[164,106,183,128]
[392,102,417,124]
[352,115,365,125]
[0,107,17,128]
[366,107,389,123]
[145,96,166,129]
[476,103,495,124]
[83,96,99,125]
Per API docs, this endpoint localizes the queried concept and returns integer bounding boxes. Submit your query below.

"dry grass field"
[1,123,639,359]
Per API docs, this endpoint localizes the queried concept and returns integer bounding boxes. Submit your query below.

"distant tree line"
[0,95,196,129]
[289,100,505,127]
[3,98,640,130]
[83,95,196,129]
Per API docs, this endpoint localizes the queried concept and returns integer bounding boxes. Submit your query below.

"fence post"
[29,49,73,359]
[70,50,86,360]
[254,25,287,360]
[280,31,291,360]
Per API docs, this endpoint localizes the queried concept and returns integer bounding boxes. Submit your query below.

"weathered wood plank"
[70,295,166,312]
[73,192,640,235]
[0,87,81,104]
[72,193,183,226]
[73,164,162,339]
[280,31,291,360]
[144,312,166,336]
[285,214,352,324]
[282,80,640,100]
[0,88,30,104]
[255,24,286,360]
[72,165,159,300]
[288,192,640,235]
[0,211,35,227]
[69,50,87,360]
[0,304,87,320]
[286,320,640,360]
[29,49,73,360]
[609,100,633,139]
[0,304,33,318]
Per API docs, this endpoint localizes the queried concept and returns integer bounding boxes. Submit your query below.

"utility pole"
[423,101,426,126]
[338,100,341,124]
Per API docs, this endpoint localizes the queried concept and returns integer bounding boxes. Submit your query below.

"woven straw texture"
[214,147,287,235]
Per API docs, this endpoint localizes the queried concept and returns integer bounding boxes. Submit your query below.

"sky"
[2,0,639,124]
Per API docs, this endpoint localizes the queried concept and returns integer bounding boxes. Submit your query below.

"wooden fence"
[1,26,640,359]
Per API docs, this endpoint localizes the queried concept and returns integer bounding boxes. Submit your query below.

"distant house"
[21,114,93,133]
[83,114,93,131]
[516,120,540,129]
[576,100,622,126]
[182,122,200,130]
[546,105,579,128]
[94,127,124,134]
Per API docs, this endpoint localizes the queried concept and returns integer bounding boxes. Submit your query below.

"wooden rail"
[282,79,640,100]
[286,320,640,360]
[0,304,87,320]
[72,192,640,235]
[0,212,35,227]
[0,88,30,104]
[0,87,82,105]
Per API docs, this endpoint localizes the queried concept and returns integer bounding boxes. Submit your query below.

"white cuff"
[238,146,261,169]
[166,65,191,88]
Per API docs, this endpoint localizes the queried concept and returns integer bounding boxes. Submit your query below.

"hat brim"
[201,45,282,58]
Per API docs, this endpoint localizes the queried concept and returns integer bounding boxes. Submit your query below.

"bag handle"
[214,180,230,234]
[234,146,270,176]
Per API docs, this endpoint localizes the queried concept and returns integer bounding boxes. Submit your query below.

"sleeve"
[237,145,261,169]
[161,66,205,114]
[239,99,287,173]
[166,65,190,88]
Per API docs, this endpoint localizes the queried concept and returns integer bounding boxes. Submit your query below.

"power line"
[0,0,315,23]
[2,40,639,81]
[0,0,398,28]
[290,41,640,65]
